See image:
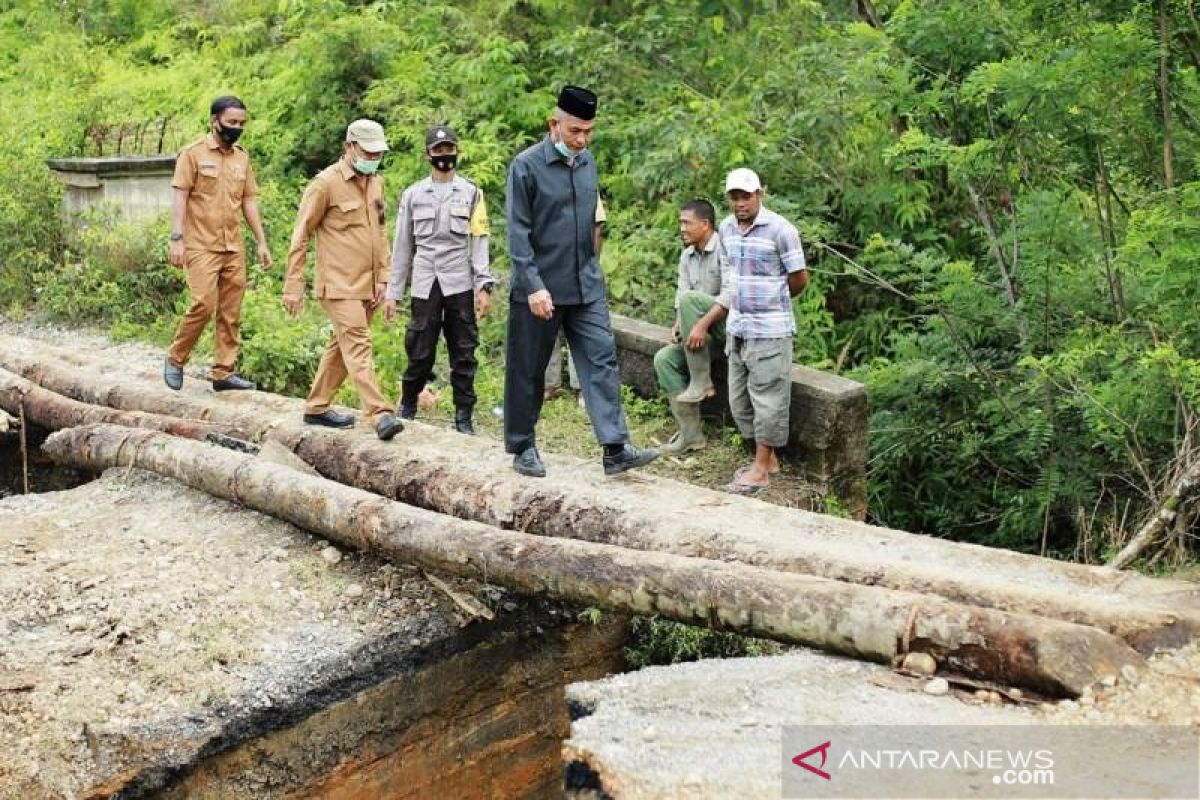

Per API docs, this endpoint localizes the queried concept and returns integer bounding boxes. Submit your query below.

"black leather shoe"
[375,412,404,441]
[512,447,546,478]
[603,443,660,476]
[454,408,475,435]
[212,374,256,392]
[303,409,355,429]
[163,358,183,391]
[397,402,417,421]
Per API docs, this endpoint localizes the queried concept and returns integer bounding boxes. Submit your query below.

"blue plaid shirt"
[717,206,806,339]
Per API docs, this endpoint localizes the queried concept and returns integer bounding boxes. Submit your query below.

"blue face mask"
[353,157,381,175]
[553,138,578,160]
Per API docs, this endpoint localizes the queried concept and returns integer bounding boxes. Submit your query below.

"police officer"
[282,119,403,441]
[503,85,658,477]
[384,125,494,435]
[164,95,271,392]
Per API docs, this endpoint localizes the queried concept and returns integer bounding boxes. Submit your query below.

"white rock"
[320,547,342,565]
[923,677,950,696]
[1120,664,1139,684]
[901,652,937,676]
[1100,674,1117,688]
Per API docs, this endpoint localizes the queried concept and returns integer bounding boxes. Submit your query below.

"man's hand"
[168,239,185,268]
[670,318,680,343]
[383,298,398,325]
[527,289,554,320]
[282,294,303,317]
[257,241,273,270]
[475,289,492,319]
[686,321,709,350]
[372,282,387,309]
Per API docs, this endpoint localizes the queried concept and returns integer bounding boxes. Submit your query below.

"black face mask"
[216,122,243,146]
[431,153,457,173]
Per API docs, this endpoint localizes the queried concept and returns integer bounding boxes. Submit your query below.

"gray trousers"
[728,336,793,448]
[504,296,630,454]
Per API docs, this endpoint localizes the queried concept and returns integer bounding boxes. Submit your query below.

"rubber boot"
[454,407,475,435]
[660,398,706,454]
[676,345,715,403]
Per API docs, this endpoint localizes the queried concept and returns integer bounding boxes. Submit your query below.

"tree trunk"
[42,423,1144,697]
[2,335,1198,654]
[1160,0,1177,189]
[0,366,247,441]
[1109,457,1200,569]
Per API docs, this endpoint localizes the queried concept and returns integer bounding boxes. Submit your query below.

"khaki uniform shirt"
[386,175,493,301]
[285,161,390,301]
[676,232,724,309]
[172,134,258,253]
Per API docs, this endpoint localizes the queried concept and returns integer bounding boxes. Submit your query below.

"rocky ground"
[564,644,1200,799]
[0,467,551,798]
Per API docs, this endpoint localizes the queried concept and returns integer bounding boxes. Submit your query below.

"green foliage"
[2,0,1199,565]
[623,616,782,669]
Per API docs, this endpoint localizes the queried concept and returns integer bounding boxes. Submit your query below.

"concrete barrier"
[46,155,176,222]
[611,312,868,517]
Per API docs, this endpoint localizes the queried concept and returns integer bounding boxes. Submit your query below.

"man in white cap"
[688,168,808,493]
[282,118,403,440]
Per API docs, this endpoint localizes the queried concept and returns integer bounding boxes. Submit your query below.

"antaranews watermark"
[781,725,1198,798]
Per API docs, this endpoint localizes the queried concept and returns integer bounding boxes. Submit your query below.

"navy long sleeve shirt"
[505,135,605,305]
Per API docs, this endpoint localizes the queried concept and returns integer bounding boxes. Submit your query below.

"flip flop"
[725,479,767,496]
[734,465,780,480]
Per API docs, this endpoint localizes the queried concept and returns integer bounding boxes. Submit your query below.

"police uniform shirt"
[386,175,493,300]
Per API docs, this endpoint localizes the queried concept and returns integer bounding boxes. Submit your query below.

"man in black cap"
[384,125,494,434]
[503,85,659,477]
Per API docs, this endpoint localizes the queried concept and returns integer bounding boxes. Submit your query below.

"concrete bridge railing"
[610,313,868,517]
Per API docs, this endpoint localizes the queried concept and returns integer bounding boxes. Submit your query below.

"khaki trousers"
[167,251,246,380]
[305,297,391,421]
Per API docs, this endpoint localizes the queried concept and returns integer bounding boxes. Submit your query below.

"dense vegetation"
[2,0,1198,568]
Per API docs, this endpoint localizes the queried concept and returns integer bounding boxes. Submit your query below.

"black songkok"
[556,85,597,120]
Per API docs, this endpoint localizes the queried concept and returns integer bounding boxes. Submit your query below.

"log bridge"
[2,332,1199,700]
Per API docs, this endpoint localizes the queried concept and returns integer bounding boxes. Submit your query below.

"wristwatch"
[169,233,184,242]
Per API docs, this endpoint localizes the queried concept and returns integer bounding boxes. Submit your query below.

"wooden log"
[4,336,1199,652]
[0,366,248,441]
[42,423,1145,697]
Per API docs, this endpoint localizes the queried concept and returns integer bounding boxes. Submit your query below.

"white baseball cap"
[345,118,390,152]
[725,167,762,194]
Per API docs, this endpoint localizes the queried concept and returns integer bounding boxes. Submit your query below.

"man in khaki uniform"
[283,119,403,441]
[164,95,271,392]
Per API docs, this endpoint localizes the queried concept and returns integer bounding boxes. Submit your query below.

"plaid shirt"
[718,206,806,339]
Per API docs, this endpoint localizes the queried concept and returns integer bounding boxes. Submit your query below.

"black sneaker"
[303,409,355,428]
[397,402,417,421]
[454,408,475,435]
[212,374,256,392]
[512,446,546,478]
[602,444,659,476]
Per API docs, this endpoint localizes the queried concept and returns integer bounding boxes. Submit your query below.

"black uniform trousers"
[401,279,478,411]
[503,294,630,454]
